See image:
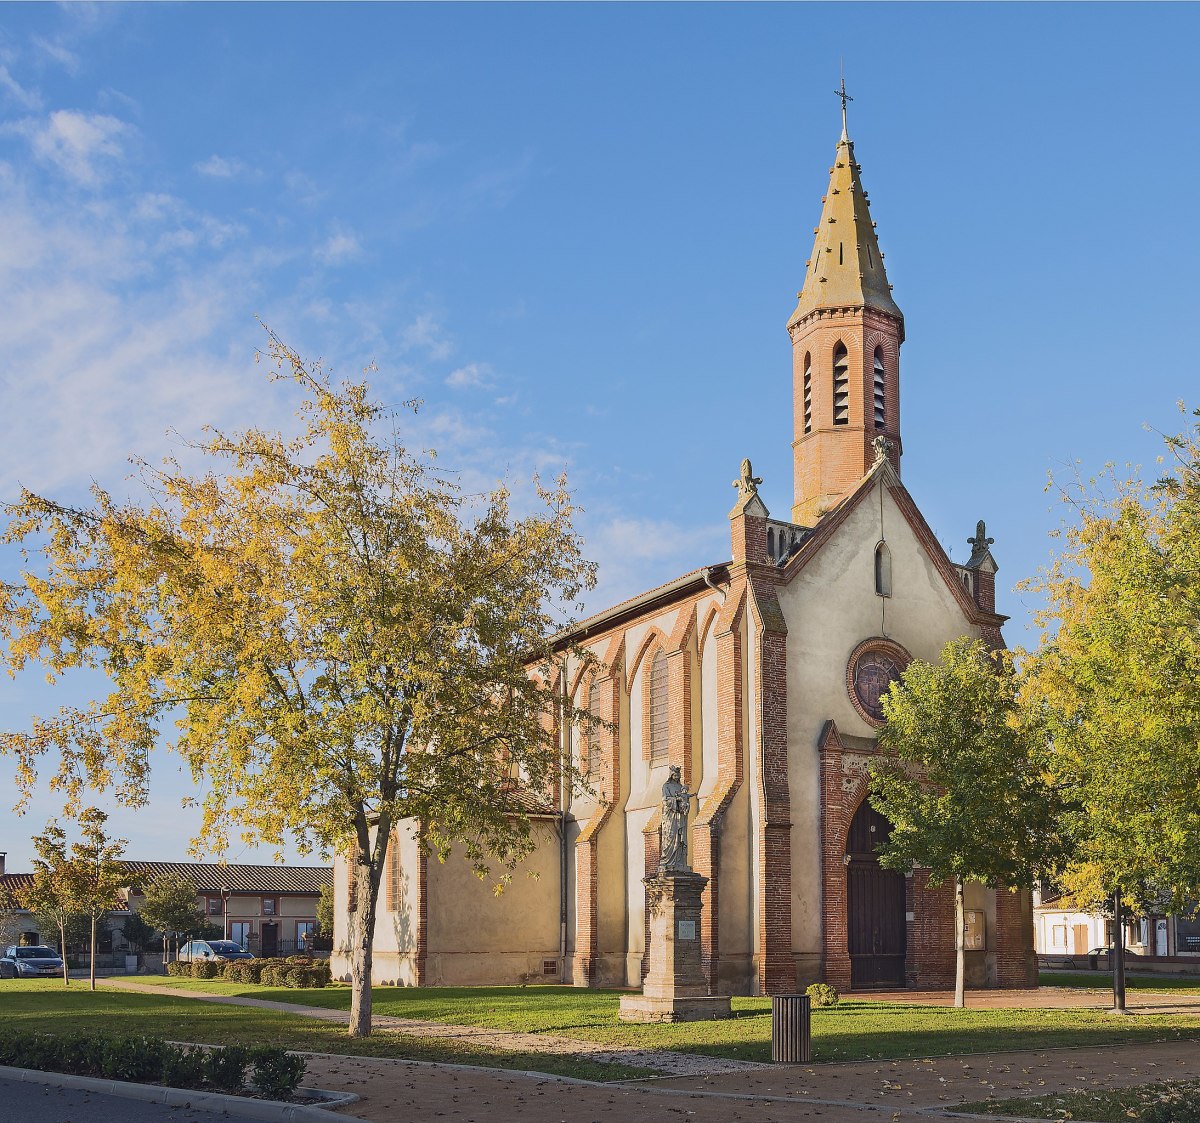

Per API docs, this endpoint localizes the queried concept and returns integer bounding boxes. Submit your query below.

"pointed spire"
[788,95,902,330]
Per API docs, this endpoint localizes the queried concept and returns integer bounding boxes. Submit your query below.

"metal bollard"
[771,993,811,1063]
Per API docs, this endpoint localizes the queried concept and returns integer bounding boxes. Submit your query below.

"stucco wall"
[779,480,980,959]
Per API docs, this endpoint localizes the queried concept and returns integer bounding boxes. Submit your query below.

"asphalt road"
[1,1076,272,1122]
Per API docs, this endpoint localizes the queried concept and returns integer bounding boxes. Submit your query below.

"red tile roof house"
[0,852,331,971]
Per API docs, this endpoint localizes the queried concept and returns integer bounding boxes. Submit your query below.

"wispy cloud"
[0,63,41,110]
[316,225,363,265]
[581,515,725,611]
[402,311,453,361]
[19,109,131,186]
[195,154,251,179]
[445,361,494,390]
[30,35,80,74]
[283,169,324,208]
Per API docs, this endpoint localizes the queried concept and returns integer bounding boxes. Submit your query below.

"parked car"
[176,939,254,963]
[0,945,65,978]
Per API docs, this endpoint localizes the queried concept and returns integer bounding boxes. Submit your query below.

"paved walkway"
[297,1039,1200,1123]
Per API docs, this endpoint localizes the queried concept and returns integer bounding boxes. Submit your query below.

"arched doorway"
[846,801,906,988]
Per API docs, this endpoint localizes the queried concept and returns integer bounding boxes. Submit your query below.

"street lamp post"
[220,886,230,942]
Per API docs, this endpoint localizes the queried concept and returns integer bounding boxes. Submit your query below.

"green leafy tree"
[871,638,1071,1007]
[136,873,204,964]
[22,821,82,985]
[1023,406,1200,1010]
[121,911,156,955]
[1,333,596,1036]
[64,808,129,991]
[316,883,334,936]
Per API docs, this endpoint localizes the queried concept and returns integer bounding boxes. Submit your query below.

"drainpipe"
[559,658,570,983]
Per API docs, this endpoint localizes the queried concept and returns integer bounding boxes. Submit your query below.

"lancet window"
[832,343,850,425]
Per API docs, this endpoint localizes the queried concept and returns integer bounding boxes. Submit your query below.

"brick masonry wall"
[790,306,903,524]
[994,887,1038,987]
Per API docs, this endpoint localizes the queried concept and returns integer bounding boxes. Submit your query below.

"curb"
[0,1063,357,1121]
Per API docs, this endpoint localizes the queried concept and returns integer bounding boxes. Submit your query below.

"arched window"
[803,353,813,435]
[587,680,601,774]
[873,347,886,429]
[648,650,668,763]
[874,541,892,597]
[832,343,849,426]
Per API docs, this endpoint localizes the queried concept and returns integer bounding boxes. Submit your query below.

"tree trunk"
[89,915,97,991]
[347,848,379,1038]
[954,878,966,1009]
[1112,889,1127,1014]
[60,920,69,987]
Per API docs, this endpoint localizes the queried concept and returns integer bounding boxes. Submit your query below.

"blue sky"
[2,3,1198,868]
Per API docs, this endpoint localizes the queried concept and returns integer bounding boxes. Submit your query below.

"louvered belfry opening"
[832,343,850,425]
[803,353,813,435]
[648,650,668,762]
[873,348,886,429]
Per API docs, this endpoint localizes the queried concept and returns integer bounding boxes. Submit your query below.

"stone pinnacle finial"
[733,458,763,502]
[872,435,895,465]
[967,520,995,564]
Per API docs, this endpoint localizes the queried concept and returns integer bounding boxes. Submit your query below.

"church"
[332,109,1037,995]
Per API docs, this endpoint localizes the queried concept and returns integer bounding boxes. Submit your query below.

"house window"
[648,650,668,763]
[832,343,850,425]
[874,541,892,597]
[295,922,315,951]
[262,898,278,916]
[207,897,223,916]
[803,353,813,435]
[873,347,886,429]
[1051,924,1067,948]
[587,680,601,775]
[1176,909,1200,953]
[230,922,251,950]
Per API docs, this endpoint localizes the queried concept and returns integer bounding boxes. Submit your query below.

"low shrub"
[160,1045,208,1090]
[249,1045,307,1099]
[0,1030,303,1099]
[203,1043,250,1092]
[165,960,186,977]
[806,982,840,1008]
[98,1034,167,1082]
[191,960,221,980]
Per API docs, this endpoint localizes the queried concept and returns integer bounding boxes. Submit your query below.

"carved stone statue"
[732,458,763,502]
[660,764,695,872]
[872,434,895,464]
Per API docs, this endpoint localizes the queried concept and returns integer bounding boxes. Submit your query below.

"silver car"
[0,945,64,978]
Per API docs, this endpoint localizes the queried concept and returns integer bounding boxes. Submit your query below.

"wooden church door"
[846,801,907,988]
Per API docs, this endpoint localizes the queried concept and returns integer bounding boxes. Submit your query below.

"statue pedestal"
[618,868,732,1023]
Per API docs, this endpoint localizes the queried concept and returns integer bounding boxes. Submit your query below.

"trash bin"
[771,994,811,1064]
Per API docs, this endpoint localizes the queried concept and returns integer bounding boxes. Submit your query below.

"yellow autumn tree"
[1024,405,1200,1009]
[1,333,597,1035]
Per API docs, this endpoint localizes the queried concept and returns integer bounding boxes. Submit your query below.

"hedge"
[0,1030,305,1099]
[165,956,331,988]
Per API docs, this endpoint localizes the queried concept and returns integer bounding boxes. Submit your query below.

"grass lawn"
[961,1078,1200,1121]
[1040,971,1200,995]
[114,978,1200,1065]
[0,980,650,1082]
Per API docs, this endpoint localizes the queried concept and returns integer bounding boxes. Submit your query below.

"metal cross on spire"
[834,75,853,138]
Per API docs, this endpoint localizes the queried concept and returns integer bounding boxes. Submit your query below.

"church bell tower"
[789,89,904,526]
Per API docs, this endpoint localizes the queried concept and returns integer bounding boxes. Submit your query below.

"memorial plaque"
[678,920,696,941]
